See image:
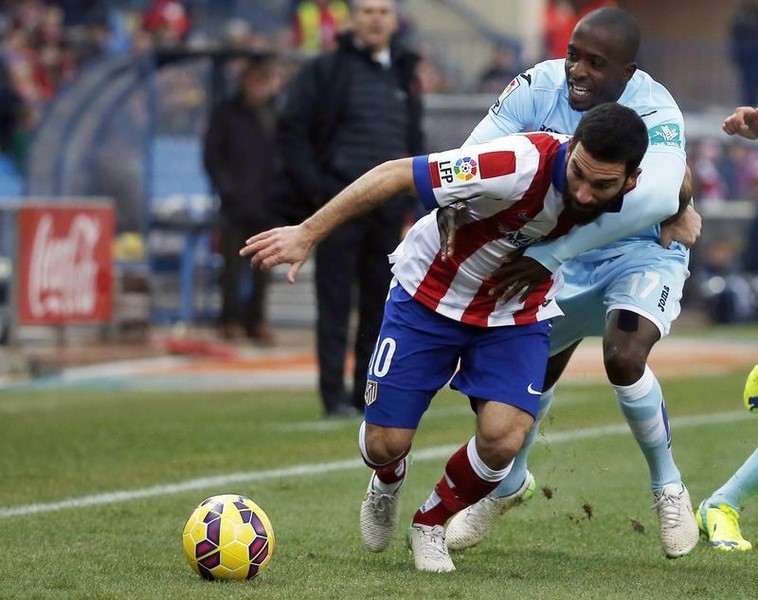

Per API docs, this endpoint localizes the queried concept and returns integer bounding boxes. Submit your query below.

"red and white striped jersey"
[391,131,576,327]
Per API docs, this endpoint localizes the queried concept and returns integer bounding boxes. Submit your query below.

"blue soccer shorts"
[549,241,690,355]
[363,283,551,429]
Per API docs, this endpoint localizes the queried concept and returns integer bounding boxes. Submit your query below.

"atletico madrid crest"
[364,379,378,405]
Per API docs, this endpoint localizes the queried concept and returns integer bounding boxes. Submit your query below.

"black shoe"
[246,322,276,347]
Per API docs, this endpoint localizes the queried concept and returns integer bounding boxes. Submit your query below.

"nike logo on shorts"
[527,383,542,395]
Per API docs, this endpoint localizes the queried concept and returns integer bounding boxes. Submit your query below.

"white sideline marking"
[273,405,475,432]
[0,410,746,519]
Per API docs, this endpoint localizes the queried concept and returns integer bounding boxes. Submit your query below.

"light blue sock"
[491,387,554,498]
[706,448,758,510]
[614,365,681,493]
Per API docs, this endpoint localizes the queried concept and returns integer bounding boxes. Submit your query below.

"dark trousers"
[737,68,758,107]
[314,210,404,414]
[218,220,270,334]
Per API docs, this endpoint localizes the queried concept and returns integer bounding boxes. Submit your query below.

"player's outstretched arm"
[241,225,314,284]
[240,158,415,282]
[723,107,758,140]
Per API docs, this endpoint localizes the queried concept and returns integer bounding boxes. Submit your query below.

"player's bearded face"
[563,142,635,225]
[562,186,624,225]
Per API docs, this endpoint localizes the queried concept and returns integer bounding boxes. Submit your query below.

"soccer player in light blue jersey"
[695,111,758,552]
[444,7,702,558]
[696,363,758,551]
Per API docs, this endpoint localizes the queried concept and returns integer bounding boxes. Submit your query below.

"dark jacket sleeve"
[277,56,347,208]
[402,56,425,157]
[202,104,236,197]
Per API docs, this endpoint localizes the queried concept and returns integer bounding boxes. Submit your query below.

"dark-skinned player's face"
[564,24,636,111]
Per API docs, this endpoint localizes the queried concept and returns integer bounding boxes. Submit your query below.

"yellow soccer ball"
[182,494,275,581]
[744,364,758,413]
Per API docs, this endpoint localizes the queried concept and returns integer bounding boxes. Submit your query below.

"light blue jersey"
[466,59,690,343]
[466,59,687,271]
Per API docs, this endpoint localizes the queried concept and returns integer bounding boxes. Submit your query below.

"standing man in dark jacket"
[276,0,424,417]
[204,56,283,345]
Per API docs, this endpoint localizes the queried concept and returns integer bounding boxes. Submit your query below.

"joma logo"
[657,285,670,312]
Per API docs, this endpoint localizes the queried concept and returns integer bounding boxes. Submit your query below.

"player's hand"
[488,253,551,304]
[437,203,467,260]
[723,107,758,139]
[239,225,313,283]
[659,205,701,249]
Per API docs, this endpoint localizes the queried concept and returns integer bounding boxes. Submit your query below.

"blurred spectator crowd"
[0,0,384,177]
[4,0,758,203]
[0,0,646,184]
[0,0,756,327]
[689,138,758,204]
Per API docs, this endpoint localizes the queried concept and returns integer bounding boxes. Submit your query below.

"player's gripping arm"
[522,142,685,273]
[486,146,686,303]
[659,165,700,249]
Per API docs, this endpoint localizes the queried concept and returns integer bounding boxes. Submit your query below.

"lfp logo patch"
[648,123,682,148]
[454,157,478,181]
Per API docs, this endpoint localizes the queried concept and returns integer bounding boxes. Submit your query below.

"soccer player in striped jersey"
[442,7,701,558]
[241,102,651,572]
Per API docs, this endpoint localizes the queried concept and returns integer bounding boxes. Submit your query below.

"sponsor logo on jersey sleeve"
[491,76,521,114]
[502,76,520,99]
[429,160,454,186]
[454,157,478,181]
[432,150,516,188]
[648,123,682,148]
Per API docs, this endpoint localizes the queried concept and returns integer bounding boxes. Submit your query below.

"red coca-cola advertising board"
[17,204,114,324]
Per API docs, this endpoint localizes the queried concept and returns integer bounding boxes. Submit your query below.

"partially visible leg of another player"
[696,448,757,551]
[696,366,758,551]
[447,251,699,557]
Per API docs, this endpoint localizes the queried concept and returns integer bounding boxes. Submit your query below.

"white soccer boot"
[445,470,536,550]
[359,473,403,552]
[652,483,699,558]
[408,523,456,572]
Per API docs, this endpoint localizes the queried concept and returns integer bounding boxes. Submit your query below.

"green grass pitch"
[0,369,755,599]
